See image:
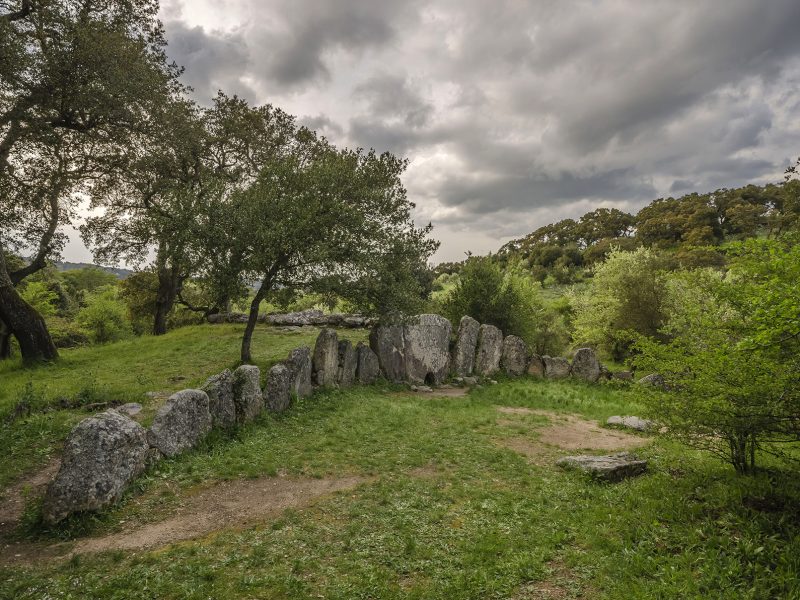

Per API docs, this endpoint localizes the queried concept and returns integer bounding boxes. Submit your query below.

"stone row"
[41,314,604,524]
[370,314,606,385]
[207,309,374,328]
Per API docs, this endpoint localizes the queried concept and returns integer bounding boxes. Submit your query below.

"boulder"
[543,355,571,379]
[147,389,212,458]
[313,328,339,387]
[637,373,667,390]
[613,370,634,381]
[403,314,452,385]
[451,316,480,377]
[463,376,479,386]
[527,354,545,378]
[607,416,654,432]
[265,363,293,412]
[557,453,647,482]
[356,342,381,385]
[369,323,406,383]
[475,324,503,376]
[266,309,324,326]
[42,410,149,524]
[501,335,530,376]
[337,340,358,387]
[232,365,263,424]
[202,369,236,429]
[571,348,601,383]
[285,347,313,398]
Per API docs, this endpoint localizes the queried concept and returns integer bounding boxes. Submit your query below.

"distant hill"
[53,261,133,279]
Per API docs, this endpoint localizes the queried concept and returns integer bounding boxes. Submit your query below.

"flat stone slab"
[607,415,654,432]
[557,452,647,482]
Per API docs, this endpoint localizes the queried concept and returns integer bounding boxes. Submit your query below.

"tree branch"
[1,0,33,22]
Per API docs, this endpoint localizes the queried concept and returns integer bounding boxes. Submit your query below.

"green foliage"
[76,286,131,344]
[634,237,800,473]
[442,257,569,353]
[60,268,119,298]
[572,247,670,360]
[18,281,58,317]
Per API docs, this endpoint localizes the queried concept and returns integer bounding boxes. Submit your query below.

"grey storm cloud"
[156,0,800,261]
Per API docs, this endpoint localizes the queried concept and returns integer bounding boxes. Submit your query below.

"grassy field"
[1,326,799,599]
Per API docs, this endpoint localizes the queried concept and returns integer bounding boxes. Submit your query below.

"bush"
[571,246,669,360]
[46,316,90,348]
[634,238,800,474]
[76,285,132,344]
[442,256,569,353]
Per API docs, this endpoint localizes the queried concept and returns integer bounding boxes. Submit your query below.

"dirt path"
[1,474,368,566]
[0,459,60,539]
[494,406,649,463]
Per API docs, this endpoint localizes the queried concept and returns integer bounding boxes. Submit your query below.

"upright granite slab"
[313,328,339,387]
[501,335,530,376]
[403,314,452,385]
[147,389,212,458]
[557,453,647,482]
[265,363,293,412]
[527,353,545,378]
[356,342,381,385]
[543,355,571,379]
[475,324,503,376]
[285,346,313,399]
[232,365,263,424]
[451,315,480,377]
[571,348,601,383]
[337,340,358,387]
[369,322,406,383]
[42,410,149,524]
[202,369,236,429]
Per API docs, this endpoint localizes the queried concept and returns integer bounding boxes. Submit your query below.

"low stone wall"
[207,309,374,328]
[42,313,612,523]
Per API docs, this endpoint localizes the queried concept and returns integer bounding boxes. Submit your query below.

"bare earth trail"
[0,399,650,572]
[0,474,369,566]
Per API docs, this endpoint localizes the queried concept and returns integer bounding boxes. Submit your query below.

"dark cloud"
[153,0,800,262]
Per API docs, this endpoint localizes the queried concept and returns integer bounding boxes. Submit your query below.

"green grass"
[1,329,799,599]
[0,324,366,488]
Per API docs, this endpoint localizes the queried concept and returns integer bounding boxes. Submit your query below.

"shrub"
[634,238,800,474]
[571,246,669,360]
[76,285,132,344]
[442,256,568,352]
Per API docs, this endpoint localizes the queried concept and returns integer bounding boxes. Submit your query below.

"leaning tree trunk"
[0,317,12,360]
[240,285,267,364]
[0,256,58,362]
[153,264,182,336]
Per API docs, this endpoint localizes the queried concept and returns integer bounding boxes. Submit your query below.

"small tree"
[634,238,800,474]
[224,140,437,363]
[572,246,670,360]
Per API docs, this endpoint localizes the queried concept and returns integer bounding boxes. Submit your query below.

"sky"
[64,0,800,264]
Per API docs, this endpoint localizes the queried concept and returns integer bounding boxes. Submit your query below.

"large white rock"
[42,410,149,524]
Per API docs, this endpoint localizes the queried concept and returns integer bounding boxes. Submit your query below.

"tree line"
[0,0,437,365]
